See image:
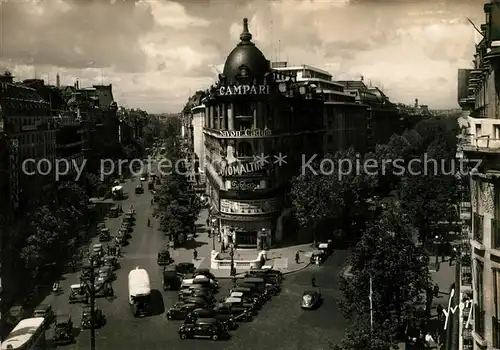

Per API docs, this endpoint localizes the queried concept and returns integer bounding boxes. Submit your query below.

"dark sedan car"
[166,303,198,320]
[178,318,227,340]
[301,290,322,309]
[176,262,196,275]
[186,308,238,330]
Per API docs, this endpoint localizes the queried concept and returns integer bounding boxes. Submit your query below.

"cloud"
[0,0,486,112]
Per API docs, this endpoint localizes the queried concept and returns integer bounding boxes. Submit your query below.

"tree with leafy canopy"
[339,204,431,346]
[291,148,377,243]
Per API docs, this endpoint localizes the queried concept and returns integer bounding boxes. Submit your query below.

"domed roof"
[222,18,270,84]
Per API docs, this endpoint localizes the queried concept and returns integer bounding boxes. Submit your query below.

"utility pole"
[369,276,373,333]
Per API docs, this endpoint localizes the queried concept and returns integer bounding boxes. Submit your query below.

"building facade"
[272,63,368,154]
[203,18,324,249]
[458,1,500,349]
[0,73,57,202]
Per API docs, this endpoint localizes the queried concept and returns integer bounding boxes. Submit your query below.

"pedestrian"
[117,246,121,257]
[436,304,444,322]
[434,284,440,298]
[449,247,458,266]
[295,251,300,264]
[193,249,198,260]
[311,275,316,287]
[424,332,435,348]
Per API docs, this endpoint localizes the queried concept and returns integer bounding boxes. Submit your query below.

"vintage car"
[68,284,88,304]
[317,240,333,255]
[245,268,283,282]
[96,222,106,230]
[135,184,144,194]
[103,255,118,270]
[99,228,111,242]
[185,308,238,330]
[176,262,196,275]
[178,318,227,340]
[81,306,105,329]
[163,266,182,291]
[228,292,262,310]
[157,250,172,266]
[81,262,94,279]
[115,232,125,246]
[242,277,280,296]
[194,268,216,280]
[183,297,211,309]
[98,266,115,281]
[166,302,198,320]
[92,244,104,257]
[230,286,266,306]
[311,249,327,265]
[213,302,251,322]
[52,314,74,345]
[139,175,147,182]
[108,205,121,218]
[33,303,54,326]
[223,297,258,315]
[124,211,135,221]
[148,181,155,190]
[94,278,113,298]
[301,290,323,310]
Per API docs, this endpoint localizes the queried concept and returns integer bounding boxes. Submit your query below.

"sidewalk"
[169,209,315,279]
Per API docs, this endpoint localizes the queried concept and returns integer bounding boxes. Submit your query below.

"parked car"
[68,284,88,304]
[92,244,104,257]
[301,290,322,309]
[108,205,120,218]
[81,306,105,329]
[213,302,251,322]
[178,318,227,340]
[99,228,111,242]
[135,185,144,194]
[98,266,115,281]
[186,308,238,330]
[163,265,182,291]
[194,268,216,280]
[176,262,196,275]
[52,314,74,345]
[33,303,54,326]
[157,250,171,266]
[103,255,118,270]
[166,303,198,320]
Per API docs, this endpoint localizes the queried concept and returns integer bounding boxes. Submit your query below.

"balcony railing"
[493,316,500,348]
[473,213,484,243]
[493,219,500,249]
[474,305,485,338]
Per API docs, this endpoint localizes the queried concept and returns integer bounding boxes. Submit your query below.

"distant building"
[336,80,400,147]
[0,73,57,203]
[272,63,368,153]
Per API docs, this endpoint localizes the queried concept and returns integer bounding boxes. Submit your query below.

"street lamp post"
[81,256,96,350]
[210,218,217,251]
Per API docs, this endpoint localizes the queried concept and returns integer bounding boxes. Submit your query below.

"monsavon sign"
[219,129,272,138]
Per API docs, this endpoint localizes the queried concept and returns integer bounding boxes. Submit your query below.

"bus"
[128,267,151,317]
[1,317,46,350]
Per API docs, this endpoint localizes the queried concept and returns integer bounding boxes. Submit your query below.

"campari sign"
[219,84,270,96]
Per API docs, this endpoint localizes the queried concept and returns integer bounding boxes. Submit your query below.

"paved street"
[39,160,350,349]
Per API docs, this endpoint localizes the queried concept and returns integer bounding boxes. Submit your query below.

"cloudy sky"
[0,0,486,113]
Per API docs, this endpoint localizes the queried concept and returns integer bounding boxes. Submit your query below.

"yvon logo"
[443,288,473,330]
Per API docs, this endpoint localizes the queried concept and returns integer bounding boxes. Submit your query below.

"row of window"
[474,260,500,347]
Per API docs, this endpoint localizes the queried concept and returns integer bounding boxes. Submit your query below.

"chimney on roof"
[56,73,60,88]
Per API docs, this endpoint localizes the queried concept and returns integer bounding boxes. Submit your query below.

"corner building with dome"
[203,18,324,249]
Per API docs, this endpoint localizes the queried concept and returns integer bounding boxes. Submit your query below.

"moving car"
[68,284,88,304]
[128,267,151,317]
[109,205,120,218]
[301,290,322,309]
[81,306,105,329]
[103,255,118,270]
[112,185,124,200]
[310,250,327,265]
[245,268,283,282]
[140,175,147,182]
[194,268,216,280]
[33,304,54,327]
[178,318,227,340]
[135,185,144,194]
[166,302,198,320]
[52,314,74,345]
[157,250,171,266]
